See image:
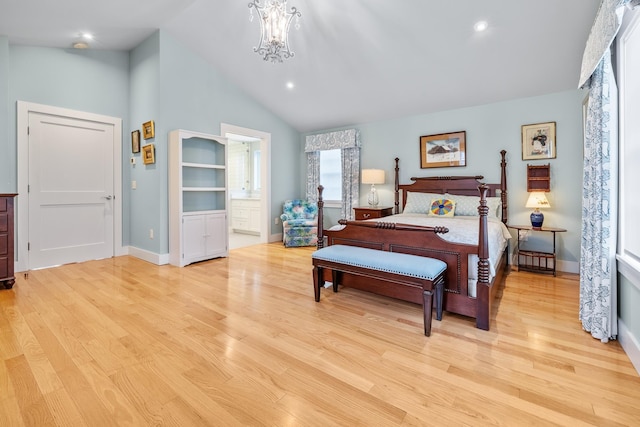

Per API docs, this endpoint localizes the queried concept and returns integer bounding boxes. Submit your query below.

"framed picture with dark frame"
[522,121,556,160]
[142,144,155,165]
[131,130,141,153]
[419,131,466,168]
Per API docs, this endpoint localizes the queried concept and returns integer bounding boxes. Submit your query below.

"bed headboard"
[394,150,508,223]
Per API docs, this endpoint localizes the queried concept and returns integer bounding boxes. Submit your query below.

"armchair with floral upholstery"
[280,199,319,247]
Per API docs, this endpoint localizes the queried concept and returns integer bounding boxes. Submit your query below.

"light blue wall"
[0,36,9,191]
[127,30,301,254]
[129,32,161,252]
[158,31,301,241]
[307,89,587,269]
[5,45,130,243]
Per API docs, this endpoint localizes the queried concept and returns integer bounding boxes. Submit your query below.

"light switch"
[132,180,137,189]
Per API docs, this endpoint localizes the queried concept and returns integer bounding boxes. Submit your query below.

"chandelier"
[248,0,301,63]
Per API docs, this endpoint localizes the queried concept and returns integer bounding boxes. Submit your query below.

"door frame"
[221,123,271,244]
[16,101,124,272]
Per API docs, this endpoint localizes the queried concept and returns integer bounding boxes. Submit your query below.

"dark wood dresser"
[0,194,17,289]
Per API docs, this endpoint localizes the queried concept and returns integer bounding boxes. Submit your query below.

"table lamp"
[361,169,385,207]
[526,191,550,228]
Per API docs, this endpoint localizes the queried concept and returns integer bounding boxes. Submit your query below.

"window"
[319,149,342,202]
[617,6,640,284]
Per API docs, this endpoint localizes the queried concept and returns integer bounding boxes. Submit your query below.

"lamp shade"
[362,169,385,185]
[525,192,550,209]
[526,191,550,228]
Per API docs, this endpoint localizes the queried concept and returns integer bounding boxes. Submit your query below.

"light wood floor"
[1,243,639,426]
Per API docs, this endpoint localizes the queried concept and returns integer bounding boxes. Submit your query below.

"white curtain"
[577,0,639,342]
[305,129,360,220]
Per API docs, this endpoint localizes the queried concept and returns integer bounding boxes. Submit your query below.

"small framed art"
[131,130,141,153]
[142,120,155,139]
[419,131,466,168]
[522,122,556,160]
[142,144,155,165]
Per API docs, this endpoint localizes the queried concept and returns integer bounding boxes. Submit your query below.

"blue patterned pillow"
[445,194,502,218]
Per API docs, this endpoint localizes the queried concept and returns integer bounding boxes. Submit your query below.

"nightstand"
[508,225,566,276]
[353,206,393,220]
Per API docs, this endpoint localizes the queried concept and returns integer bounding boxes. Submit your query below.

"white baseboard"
[557,260,579,274]
[269,233,283,243]
[127,246,169,265]
[618,319,640,376]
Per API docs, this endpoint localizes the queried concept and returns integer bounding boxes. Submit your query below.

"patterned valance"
[579,0,640,89]
[305,129,360,152]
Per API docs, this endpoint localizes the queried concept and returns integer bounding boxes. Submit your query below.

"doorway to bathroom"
[221,123,271,250]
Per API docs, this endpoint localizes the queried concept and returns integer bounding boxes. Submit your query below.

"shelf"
[169,129,229,266]
[182,162,225,169]
[527,164,550,192]
[508,224,565,276]
[183,187,226,192]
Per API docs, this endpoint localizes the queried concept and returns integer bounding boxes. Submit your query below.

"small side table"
[507,225,566,276]
[353,206,393,220]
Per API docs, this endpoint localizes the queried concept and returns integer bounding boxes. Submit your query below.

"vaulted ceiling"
[0,0,601,132]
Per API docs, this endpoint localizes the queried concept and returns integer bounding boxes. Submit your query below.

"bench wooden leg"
[422,289,434,336]
[331,270,340,293]
[313,266,324,302]
[434,275,444,321]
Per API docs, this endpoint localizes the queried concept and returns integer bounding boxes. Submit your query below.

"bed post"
[317,185,324,249]
[500,149,508,224]
[476,183,491,330]
[394,157,400,214]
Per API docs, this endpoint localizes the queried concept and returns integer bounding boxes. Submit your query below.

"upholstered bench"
[312,245,447,336]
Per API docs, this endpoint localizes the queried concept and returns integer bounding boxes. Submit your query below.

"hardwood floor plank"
[1,244,639,426]
[5,355,56,426]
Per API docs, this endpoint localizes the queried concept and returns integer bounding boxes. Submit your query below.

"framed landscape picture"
[522,122,556,160]
[420,131,466,168]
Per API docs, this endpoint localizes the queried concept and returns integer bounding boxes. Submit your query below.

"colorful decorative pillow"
[428,198,456,217]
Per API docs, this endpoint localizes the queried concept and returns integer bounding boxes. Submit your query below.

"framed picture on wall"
[522,122,556,160]
[419,131,466,168]
[142,144,155,165]
[131,130,141,153]
[142,120,155,139]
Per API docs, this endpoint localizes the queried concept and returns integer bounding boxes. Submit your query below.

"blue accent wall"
[307,89,587,271]
[129,32,161,252]
[126,30,301,254]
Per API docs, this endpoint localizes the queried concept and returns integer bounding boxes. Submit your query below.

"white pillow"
[403,191,447,214]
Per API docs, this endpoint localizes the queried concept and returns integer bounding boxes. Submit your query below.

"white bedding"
[330,213,511,297]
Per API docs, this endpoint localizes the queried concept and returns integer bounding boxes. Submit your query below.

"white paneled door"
[28,112,115,269]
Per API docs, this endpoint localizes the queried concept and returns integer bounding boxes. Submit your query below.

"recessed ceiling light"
[82,33,94,40]
[286,82,295,90]
[474,21,488,32]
